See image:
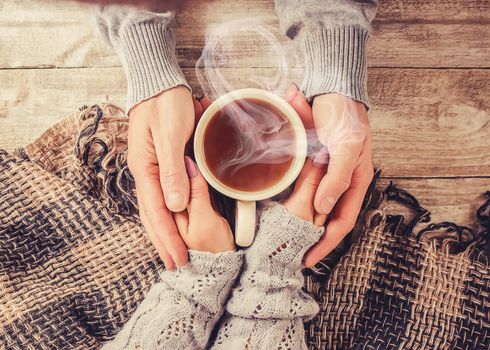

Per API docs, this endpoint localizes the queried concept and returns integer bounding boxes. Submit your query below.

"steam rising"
[212,101,296,177]
[195,19,367,174]
[195,19,299,99]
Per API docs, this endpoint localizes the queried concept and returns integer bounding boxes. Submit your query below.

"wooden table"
[1,0,489,230]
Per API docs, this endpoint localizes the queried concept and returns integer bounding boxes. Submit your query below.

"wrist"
[300,27,370,109]
[105,8,190,113]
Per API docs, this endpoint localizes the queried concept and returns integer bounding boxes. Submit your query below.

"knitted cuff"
[225,203,322,319]
[161,250,244,314]
[300,26,370,108]
[111,17,191,113]
[251,203,325,267]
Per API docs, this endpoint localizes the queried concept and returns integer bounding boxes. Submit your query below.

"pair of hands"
[171,153,328,255]
[127,85,373,269]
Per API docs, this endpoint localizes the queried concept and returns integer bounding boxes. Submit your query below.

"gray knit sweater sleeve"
[274,0,378,106]
[211,203,324,349]
[103,203,323,349]
[102,250,244,350]
[95,5,190,112]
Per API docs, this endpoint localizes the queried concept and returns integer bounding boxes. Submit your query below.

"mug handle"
[235,200,256,247]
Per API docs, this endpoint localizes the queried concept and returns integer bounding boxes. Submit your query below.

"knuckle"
[159,168,180,185]
[332,177,350,193]
[142,205,167,221]
[304,173,321,189]
[336,218,355,235]
[190,186,207,199]
[345,221,356,233]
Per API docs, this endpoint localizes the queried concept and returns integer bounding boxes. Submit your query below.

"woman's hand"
[283,157,328,227]
[173,156,236,254]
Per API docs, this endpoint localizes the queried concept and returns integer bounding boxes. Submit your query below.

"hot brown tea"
[203,98,296,192]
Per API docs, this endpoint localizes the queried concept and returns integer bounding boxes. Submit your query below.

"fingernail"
[286,83,299,101]
[166,192,184,209]
[313,147,330,168]
[321,196,336,214]
[184,156,198,178]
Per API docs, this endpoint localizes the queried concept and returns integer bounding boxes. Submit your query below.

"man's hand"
[127,86,196,269]
[286,85,374,268]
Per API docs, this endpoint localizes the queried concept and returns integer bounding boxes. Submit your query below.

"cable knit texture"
[102,250,244,350]
[95,5,190,112]
[103,203,323,349]
[211,203,324,349]
[274,0,378,106]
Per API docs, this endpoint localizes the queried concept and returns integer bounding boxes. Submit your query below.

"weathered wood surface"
[1,0,489,229]
[1,67,488,178]
[377,0,490,21]
[1,0,489,69]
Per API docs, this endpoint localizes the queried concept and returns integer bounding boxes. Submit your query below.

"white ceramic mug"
[194,88,307,246]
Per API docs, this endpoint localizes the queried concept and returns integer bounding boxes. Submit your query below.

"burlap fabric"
[1,105,489,349]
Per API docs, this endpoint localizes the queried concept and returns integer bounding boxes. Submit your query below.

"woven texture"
[304,186,490,350]
[1,104,489,349]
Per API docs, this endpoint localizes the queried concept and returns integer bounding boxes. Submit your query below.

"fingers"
[313,141,363,215]
[153,88,195,213]
[284,151,327,223]
[285,83,314,130]
[136,188,176,270]
[184,156,214,218]
[173,210,189,238]
[304,165,373,268]
[157,148,190,212]
[290,156,326,206]
[133,168,189,267]
[193,96,204,122]
[199,95,212,112]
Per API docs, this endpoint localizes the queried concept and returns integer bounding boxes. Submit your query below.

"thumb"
[283,148,328,223]
[184,156,214,218]
[156,140,190,212]
[289,148,328,205]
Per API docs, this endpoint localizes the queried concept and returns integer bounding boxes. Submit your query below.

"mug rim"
[194,88,307,201]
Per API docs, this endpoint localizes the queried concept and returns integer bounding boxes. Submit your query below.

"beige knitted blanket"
[0,104,489,349]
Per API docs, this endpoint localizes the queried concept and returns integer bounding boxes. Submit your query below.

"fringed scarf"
[1,105,489,349]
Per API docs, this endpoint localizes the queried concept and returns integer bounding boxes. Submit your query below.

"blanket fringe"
[73,105,490,266]
[75,104,137,216]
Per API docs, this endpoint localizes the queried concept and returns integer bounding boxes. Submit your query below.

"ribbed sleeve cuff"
[115,22,191,113]
[301,27,370,108]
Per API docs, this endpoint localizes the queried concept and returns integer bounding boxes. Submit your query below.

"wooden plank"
[0,68,127,151]
[367,68,490,178]
[0,67,488,178]
[377,178,490,233]
[1,0,489,69]
[378,0,490,22]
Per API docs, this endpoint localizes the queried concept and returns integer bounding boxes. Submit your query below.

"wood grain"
[1,0,489,69]
[1,67,488,178]
[377,0,490,22]
[1,0,489,230]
